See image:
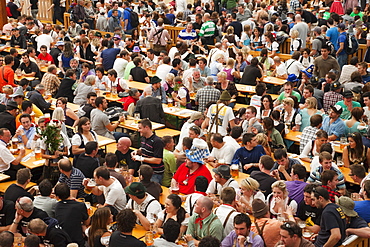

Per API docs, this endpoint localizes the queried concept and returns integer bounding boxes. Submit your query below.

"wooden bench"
[0,181,37,194]
[154,128,181,138]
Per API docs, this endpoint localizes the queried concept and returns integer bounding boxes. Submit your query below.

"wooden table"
[127,80,149,91]
[2,46,27,55]
[97,135,116,152]
[14,75,35,81]
[261,76,286,86]
[0,180,36,193]
[132,224,148,240]
[50,98,80,113]
[0,174,10,182]
[162,105,196,119]
[0,35,11,41]
[117,119,165,132]
[20,149,46,169]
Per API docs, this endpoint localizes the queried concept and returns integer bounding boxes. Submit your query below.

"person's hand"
[271,169,279,179]
[131,150,138,157]
[118,115,125,122]
[184,234,194,242]
[238,235,246,246]
[33,133,41,141]
[82,178,90,187]
[278,164,286,173]
[15,211,23,222]
[19,148,25,156]
[54,150,62,157]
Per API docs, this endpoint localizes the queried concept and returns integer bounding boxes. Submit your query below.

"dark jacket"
[134,96,165,124]
[0,111,16,135]
[73,4,86,21]
[55,77,75,103]
[27,90,51,113]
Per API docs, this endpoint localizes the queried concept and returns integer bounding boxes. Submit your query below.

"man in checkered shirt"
[299,114,323,153]
[323,81,343,114]
[195,76,220,113]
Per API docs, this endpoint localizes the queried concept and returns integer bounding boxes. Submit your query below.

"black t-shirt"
[347,216,368,229]
[74,153,99,178]
[44,226,72,247]
[192,22,202,31]
[55,200,88,247]
[0,200,15,227]
[109,231,146,247]
[30,0,38,9]
[141,134,164,174]
[115,149,140,177]
[18,208,48,236]
[228,21,242,38]
[141,181,162,201]
[0,111,16,135]
[130,67,148,83]
[241,65,262,86]
[315,203,346,247]
[4,184,34,203]
[297,200,322,225]
[19,61,41,79]
[250,171,277,198]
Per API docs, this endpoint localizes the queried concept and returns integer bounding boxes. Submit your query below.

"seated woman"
[56,97,79,127]
[71,117,99,161]
[155,194,189,235]
[87,207,113,247]
[300,97,322,131]
[171,77,192,109]
[80,63,95,82]
[264,32,279,58]
[343,132,370,169]
[258,48,275,71]
[250,27,264,51]
[236,177,265,214]
[262,117,285,150]
[74,75,96,105]
[210,53,225,82]
[281,97,301,131]
[214,71,238,106]
[298,48,314,68]
[300,129,334,163]
[257,95,273,121]
[345,107,368,136]
[266,180,298,219]
[255,133,272,156]
[223,58,239,82]
[162,73,175,95]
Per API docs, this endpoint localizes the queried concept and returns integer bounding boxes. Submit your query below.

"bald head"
[295,14,302,21]
[204,13,210,21]
[117,137,131,152]
[144,86,152,97]
[17,196,33,212]
[273,56,281,63]
[215,42,222,49]
[199,196,214,212]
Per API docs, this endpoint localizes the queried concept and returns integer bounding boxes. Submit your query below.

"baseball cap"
[330,105,343,115]
[188,112,203,123]
[212,165,231,180]
[337,23,346,30]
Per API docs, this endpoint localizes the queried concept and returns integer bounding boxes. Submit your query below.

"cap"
[55,41,65,46]
[150,76,161,84]
[219,90,231,101]
[337,23,346,30]
[221,7,227,12]
[124,182,146,197]
[252,199,268,218]
[212,165,231,180]
[10,87,25,98]
[188,112,203,123]
[35,84,45,90]
[301,64,314,78]
[338,196,358,217]
[343,90,354,98]
[113,34,121,40]
[95,31,102,37]
[104,33,111,38]
[330,105,343,115]
[287,74,299,82]
[331,81,343,90]
[185,138,210,164]
[6,101,18,110]
[133,46,141,52]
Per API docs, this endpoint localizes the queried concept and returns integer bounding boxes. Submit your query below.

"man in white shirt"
[113,50,130,79]
[156,56,173,82]
[363,92,370,121]
[35,29,54,52]
[272,56,288,79]
[125,182,162,230]
[174,112,204,154]
[207,43,226,65]
[206,165,239,195]
[339,56,358,84]
[208,134,237,166]
[144,49,159,68]
[83,166,127,212]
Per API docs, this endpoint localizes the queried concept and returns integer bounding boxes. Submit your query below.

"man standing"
[162,136,177,188]
[186,196,223,243]
[311,186,346,247]
[313,46,340,78]
[115,137,140,176]
[336,23,348,69]
[236,4,252,22]
[131,119,164,184]
[90,96,126,141]
[227,13,242,38]
[290,15,309,48]
[108,9,121,33]
[195,77,220,113]
[198,13,216,46]
[177,23,197,43]
[148,18,171,54]
[84,166,127,212]
[321,105,345,141]
[135,86,165,124]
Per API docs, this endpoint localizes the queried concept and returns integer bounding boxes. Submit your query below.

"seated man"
[206,165,239,195]
[104,152,126,188]
[321,170,341,203]
[33,179,58,218]
[274,221,315,247]
[125,182,162,230]
[162,136,177,188]
[58,158,86,199]
[115,137,140,177]
[74,141,99,179]
[271,148,301,181]
[172,139,212,195]
[28,218,71,246]
[355,180,370,223]
[241,106,263,134]
[335,90,361,120]
[208,133,238,166]
[231,133,266,174]
[4,168,33,203]
[27,84,52,113]
[297,184,322,234]
[129,57,150,83]
[15,114,36,149]
[0,196,15,232]
[138,165,162,201]
[186,196,223,244]
[185,176,208,216]
[308,151,346,195]
[250,155,277,198]
[221,213,264,247]
[321,105,345,141]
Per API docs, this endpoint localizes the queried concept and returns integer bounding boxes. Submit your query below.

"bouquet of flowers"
[173,78,183,92]
[37,119,63,154]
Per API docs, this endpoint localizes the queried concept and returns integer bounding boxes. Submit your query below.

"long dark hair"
[260,95,273,116]
[88,207,111,247]
[260,48,268,64]
[348,132,364,161]
[167,194,186,224]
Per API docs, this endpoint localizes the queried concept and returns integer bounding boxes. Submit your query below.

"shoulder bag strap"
[286,60,295,71]
[207,104,224,138]
[144,198,157,214]
[189,195,195,216]
[206,216,219,236]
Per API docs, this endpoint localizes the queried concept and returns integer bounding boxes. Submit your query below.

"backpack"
[316,36,335,56]
[105,106,127,121]
[125,9,139,28]
[345,32,359,55]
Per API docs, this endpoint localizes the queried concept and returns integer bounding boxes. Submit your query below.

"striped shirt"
[178,29,197,41]
[141,134,164,173]
[308,166,346,190]
[58,167,87,198]
[199,21,216,37]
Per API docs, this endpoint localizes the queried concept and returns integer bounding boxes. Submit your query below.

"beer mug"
[35,147,42,160]
[134,113,140,124]
[340,137,347,150]
[170,181,180,195]
[231,164,239,178]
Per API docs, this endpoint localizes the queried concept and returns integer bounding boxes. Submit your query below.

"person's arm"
[70,189,78,199]
[346,227,370,238]
[11,149,25,166]
[336,40,344,57]
[66,108,79,127]
[82,178,103,196]
[133,209,151,230]
[105,115,125,131]
[9,211,23,233]
[343,146,350,168]
[323,228,342,247]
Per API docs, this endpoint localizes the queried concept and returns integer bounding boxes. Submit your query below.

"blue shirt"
[362,74,370,83]
[178,29,197,41]
[221,230,264,247]
[17,126,36,149]
[326,27,339,50]
[321,116,346,140]
[58,167,87,198]
[354,200,370,223]
[199,66,211,77]
[166,13,176,25]
[231,145,266,174]
[101,48,121,71]
[337,32,347,55]
[123,8,133,30]
[107,9,122,19]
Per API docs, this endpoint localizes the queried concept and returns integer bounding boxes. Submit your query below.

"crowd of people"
[2,0,370,246]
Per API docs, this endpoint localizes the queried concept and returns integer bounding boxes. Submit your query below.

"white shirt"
[126,193,162,224]
[175,122,195,152]
[168,47,179,61]
[95,75,110,90]
[285,59,305,77]
[156,64,173,82]
[364,106,370,121]
[210,143,236,165]
[98,177,127,211]
[206,178,239,195]
[157,210,189,226]
[223,136,241,152]
[113,58,129,79]
[207,103,235,136]
[184,192,204,215]
[35,34,54,52]
[0,141,15,172]
[266,194,298,216]
[213,204,239,237]
[275,63,287,77]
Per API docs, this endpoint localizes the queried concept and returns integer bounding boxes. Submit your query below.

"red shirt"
[173,162,212,195]
[37,53,54,64]
[0,65,16,91]
[322,185,341,203]
[118,96,138,111]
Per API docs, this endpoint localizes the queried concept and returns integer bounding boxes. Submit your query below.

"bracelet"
[13,220,19,224]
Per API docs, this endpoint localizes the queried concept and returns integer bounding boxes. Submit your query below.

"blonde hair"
[306,97,317,109]
[291,30,299,39]
[227,26,234,35]
[52,107,66,121]
[256,133,268,147]
[2,85,13,94]
[214,53,224,61]
[244,24,251,32]
[271,180,288,197]
[240,177,260,191]
[283,97,294,107]
[226,58,235,68]
[217,71,227,79]
[165,73,175,81]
